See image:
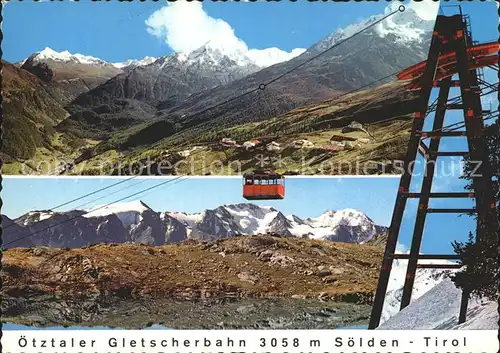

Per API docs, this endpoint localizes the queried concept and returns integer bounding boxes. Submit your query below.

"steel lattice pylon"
[368,13,498,329]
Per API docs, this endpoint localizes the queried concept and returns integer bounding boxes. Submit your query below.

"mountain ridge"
[60,6,434,153]
[3,202,388,249]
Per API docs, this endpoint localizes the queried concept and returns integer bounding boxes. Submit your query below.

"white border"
[2,175,401,179]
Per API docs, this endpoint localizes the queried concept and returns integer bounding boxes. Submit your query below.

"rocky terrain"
[1,235,384,329]
[1,60,88,173]
[21,47,124,101]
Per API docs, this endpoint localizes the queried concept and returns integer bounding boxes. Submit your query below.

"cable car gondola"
[243,170,285,200]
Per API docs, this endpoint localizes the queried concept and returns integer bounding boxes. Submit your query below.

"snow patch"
[36,211,54,222]
[247,47,306,68]
[379,277,498,330]
[306,209,368,228]
[380,259,457,324]
[165,211,203,228]
[112,56,158,69]
[33,47,112,66]
[23,211,55,225]
[83,201,151,228]
[167,204,378,243]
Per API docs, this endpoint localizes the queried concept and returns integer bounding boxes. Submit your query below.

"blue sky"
[3,1,386,63]
[2,176,476,254]
[2,177,399,222]
[3,0,498,63]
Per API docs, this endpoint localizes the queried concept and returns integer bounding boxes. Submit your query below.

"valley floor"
[3,81,416,176]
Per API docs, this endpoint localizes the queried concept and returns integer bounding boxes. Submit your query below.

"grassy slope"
[2,61,98,174]
[75,80,417,175]
[2,67,417,176]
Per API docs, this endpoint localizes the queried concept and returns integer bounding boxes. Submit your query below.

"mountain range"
[3,6,435,173]
[64,7,433,135]
[3,202,387,249]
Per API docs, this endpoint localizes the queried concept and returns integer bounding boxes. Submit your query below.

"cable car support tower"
[368,11,498,329]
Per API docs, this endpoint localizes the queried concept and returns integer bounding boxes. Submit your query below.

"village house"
[344,141,360,150]
[242,139,260,150]
[321,144,344,152]
[221,137,237,146]
[330,140,346,148]
[266,141,281,152]
[292,139,315,149]
[177,150,191,157]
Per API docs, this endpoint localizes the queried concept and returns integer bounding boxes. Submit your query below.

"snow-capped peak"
[306,208,373,228]
[112,56,158,69]
[184,40,256,68]
[84,200,149,217]
[160,39,305,70]
[375,7,434,43]
[83,200,152,229]
[164,203,381,243]
[32,47,111,66]
[311,6,435,52]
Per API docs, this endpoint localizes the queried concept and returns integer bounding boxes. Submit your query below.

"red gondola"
[243,170,285,200]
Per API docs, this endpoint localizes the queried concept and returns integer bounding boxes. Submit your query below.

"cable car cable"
[4,164,210,248]
[261,7,404,88]
[16,7,441,224]
[42,67,415,222]
[4,145,210,236]
[4,145,226,246]
[71,179,150,211]
[1,175,142,232]
[66,7,404,174]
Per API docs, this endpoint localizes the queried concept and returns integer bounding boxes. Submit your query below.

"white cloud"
[145,1,305,67]
[145,1,245,54]
[247,47,306,68]
[407,0,440,21]
[387,0,440,21]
